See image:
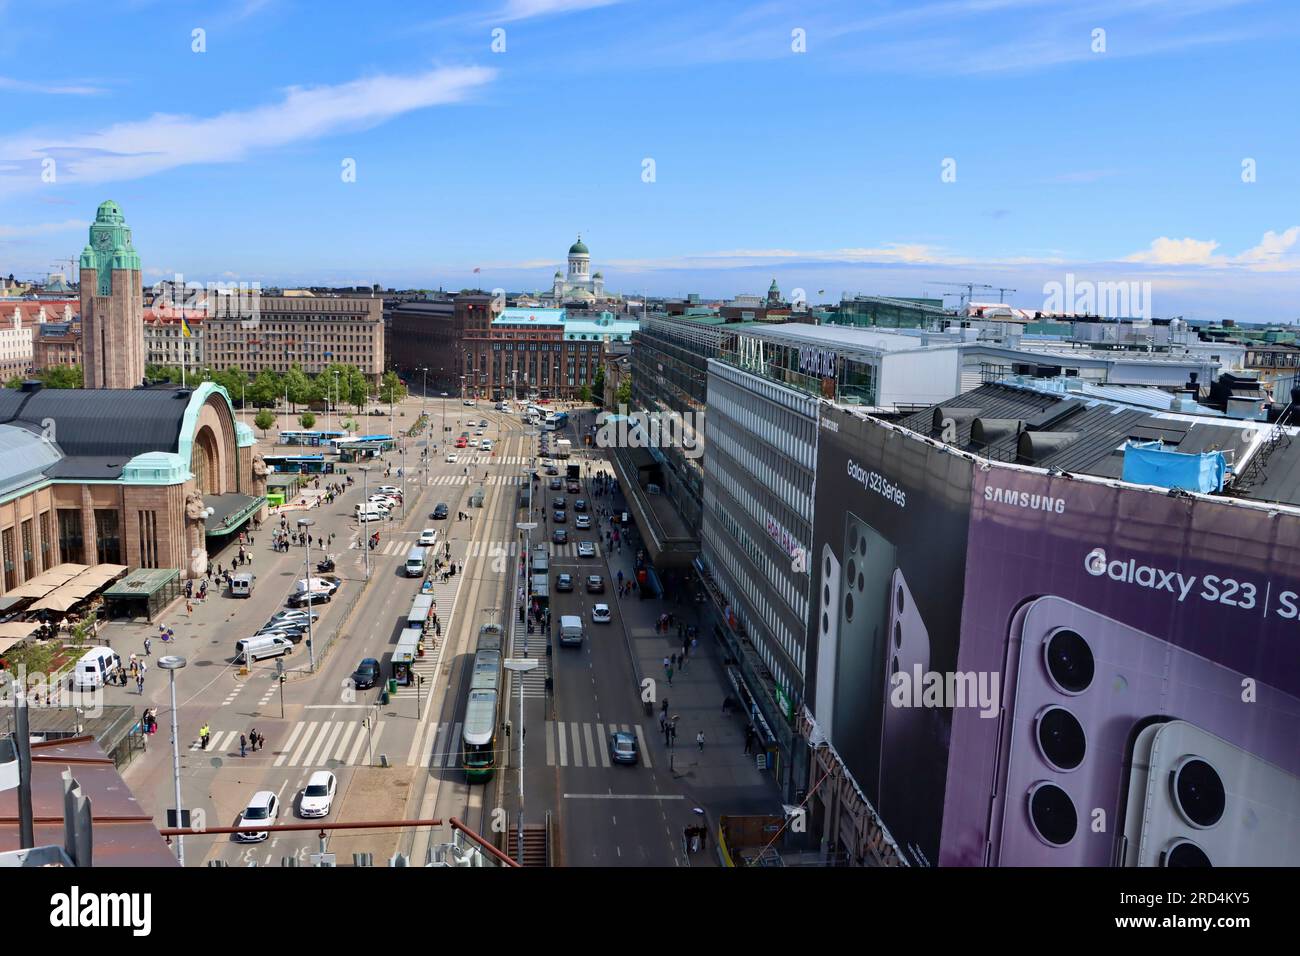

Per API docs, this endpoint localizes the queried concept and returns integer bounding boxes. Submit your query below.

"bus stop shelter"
[391,627,422,686]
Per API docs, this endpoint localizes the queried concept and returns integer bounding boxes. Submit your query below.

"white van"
[235,635,294,664]
[230,572,255,597]
[356,503,386,523]
[70,647,122,690]
[558,615,584,648]
[405,546,428,578]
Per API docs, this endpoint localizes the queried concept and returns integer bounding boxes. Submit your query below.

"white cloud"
[1234,226,1300,271]
[0,65,496,192]
[1124,236,1222,265]
[498,0,622,22]
[0,76,104,95]
[0,219,87,239]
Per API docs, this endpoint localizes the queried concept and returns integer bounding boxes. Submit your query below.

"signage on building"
[774,684,792,722]
[798,346,837,378]
[765,514,801,558]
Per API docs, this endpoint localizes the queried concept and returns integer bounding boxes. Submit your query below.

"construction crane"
[50,258,77,289]
[927,281,1017,310]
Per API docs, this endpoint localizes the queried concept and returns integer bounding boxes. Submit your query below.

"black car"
[553,528,568,544]
[351,658,382,689]
[546,466,559,476]
[550,477,563,490]
[586,574,605,593]
[574,498,587,512]
[556,573,574,592]
[432,503,449,520]
[567,480,580,494]
[553,497,566,509]
[553,509,566,523]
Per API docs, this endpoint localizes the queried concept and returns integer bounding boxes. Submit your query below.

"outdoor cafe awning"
[3,563,89,600]
[0,621,42,654]
[26,563,127,612]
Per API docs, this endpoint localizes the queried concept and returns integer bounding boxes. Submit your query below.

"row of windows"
[703,448,809,628]
[700,520,798,704]
[706,392,813,521]
[708,378,817,471]
[1,511,53,593]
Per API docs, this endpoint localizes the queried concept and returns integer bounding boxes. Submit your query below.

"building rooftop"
[494,307,566,327]
[897,379,1295,502]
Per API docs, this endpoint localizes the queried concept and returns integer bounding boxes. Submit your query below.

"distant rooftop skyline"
[0,0,1297,321]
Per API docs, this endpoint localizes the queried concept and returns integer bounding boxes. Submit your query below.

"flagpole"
[181,314,186,389]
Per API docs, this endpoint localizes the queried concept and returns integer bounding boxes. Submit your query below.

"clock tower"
[79,200,145,389]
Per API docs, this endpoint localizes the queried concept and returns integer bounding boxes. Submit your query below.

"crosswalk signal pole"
[359,465,371,581]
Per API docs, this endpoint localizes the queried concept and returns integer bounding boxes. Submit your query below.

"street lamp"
[358,465,371,581]
[504,657,538,865]
[298,517,317,672]
[157,654,187,866]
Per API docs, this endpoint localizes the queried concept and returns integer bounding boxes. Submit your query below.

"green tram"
[463,624,504,782]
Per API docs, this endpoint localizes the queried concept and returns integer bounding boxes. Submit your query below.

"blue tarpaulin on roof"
[1121,440,1226,493]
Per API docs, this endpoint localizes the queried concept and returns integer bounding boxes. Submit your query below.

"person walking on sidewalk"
[200,724,211,749]
[696,730,705,752]
[744,724,755,755]
[240,734,247,758]
[143,637,152,657]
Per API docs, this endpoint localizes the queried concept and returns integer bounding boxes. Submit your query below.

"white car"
[370,495,400,509]
[592,604,611,624]
[236,790,279,842]
[575,514,591,529]
[467,439,479,448]
[474,428,485,436]
[377,485,400,495]
[445,453,458,463]
[481,440,493,451]
[577,541,595,557]
[298,771,336,818]
[463,399,475,406]
[418,528,438,546]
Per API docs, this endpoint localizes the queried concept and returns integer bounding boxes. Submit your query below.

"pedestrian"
[200,724,210,749]
[144,637,152,656]
[257,731,265,751]
[666,666,674,686]
[661,697,669,715]
[186,600,193,617]
[663,655,670,672]
[659,711,667,733]
[240,734,247,757]
[744,725,755,755]
[671,653,678,668]
[697,730,705,751]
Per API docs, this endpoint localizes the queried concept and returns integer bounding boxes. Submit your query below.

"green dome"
[96,200,124,223]
[568,236,589,256]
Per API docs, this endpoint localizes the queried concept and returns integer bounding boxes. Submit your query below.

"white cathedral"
[550,235,605,304]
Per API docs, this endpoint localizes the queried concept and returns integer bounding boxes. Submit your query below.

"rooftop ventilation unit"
[1017,430,1081,463]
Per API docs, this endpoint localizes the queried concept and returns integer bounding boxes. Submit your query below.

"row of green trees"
[142,363,407,412]
[5,365,84,389]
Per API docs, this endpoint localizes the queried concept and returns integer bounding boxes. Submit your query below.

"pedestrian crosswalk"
[407,720,465,769]
[464,539,602,560]
[424,473,528,486]
[187,722,381,767]
[544,721,653,769]
[508,616,548,699]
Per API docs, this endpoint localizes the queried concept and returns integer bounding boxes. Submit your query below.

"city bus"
[262,455,333,474]
[278,430,346,447]
[463,624,504,782]
[544,410,570,431]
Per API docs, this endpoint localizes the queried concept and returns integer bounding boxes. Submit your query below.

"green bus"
[462,624,503,782]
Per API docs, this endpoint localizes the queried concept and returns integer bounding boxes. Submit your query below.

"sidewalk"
[583,452,779,865]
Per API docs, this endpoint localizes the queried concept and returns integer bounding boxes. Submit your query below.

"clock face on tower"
[95,231,113,252]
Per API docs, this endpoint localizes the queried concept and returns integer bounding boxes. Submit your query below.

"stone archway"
[190,425,222,496]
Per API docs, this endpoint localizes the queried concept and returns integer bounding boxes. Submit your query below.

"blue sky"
[1,0,1297,320]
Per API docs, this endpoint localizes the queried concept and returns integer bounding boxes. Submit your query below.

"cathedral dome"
[568,236,589,256]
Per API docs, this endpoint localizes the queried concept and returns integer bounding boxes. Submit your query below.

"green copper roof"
[568,236,589,255]
[769,278,780,291]
[83,199,140,295]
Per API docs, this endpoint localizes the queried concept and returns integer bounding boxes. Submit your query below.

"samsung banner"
[807,406,973,867]
[809,404,1300,867]
[941,468,1300,867]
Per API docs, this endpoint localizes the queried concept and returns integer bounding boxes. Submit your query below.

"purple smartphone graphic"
[813,543,842,743]
[1121,719,1300,867]
[878,568,931,823]
[988,596,1300,866]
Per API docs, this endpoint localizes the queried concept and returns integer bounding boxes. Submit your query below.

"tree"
[212,366,248,403]
[592,364,606,406]
[379,370,406,406]
[298,411,316,430]
[254,408,275,435]
[615,376,632,406]
[248,369,283,408]
[578,385,591,404]
[285,366,311,410]
[41,364,84,389]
